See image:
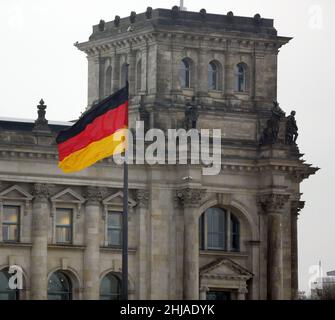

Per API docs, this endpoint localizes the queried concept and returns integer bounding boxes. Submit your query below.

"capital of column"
[84,187,103,205]
[176,188,205,208]
[291,200,305,217]
[135,189,150,208]
[32,183,51,202]
[257,194,289,214]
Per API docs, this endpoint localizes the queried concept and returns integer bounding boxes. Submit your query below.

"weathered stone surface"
[0,7,318,301]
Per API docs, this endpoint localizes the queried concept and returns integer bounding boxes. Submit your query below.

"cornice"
[0,147,318,181]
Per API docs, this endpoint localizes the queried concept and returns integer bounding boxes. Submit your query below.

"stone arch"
[196,196,257,242]
[0,264,29,300]
[100,268,135,293]
[47,267,82,300]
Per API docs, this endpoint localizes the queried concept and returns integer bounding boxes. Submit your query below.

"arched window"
[47,271,72,300]
[0,269,19,300]
[105,66,112,96]
[199,208,240,252]
[136,59,142,92]
[120,63,128,88]
[235,63,247,92]
[100,273,121,300]
[180,58,191,88]
[208,61,219,90]
[231,214,240,251]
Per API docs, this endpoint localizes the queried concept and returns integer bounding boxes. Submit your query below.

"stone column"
[83,187,102,300]
[140,45,148,94]
[171,47,183,94]
[87,54,101,108]
[253,53,265,101]
[197,48,208,96]
[135,190,150,299]
[224,51,235,97]
[111,51,120,93]
[291,200,305,300]
[30,183,50,300]
[127,49,137,97]
[177,188,204,300]
[258,194,289,300]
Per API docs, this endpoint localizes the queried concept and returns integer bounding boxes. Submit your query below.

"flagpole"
[121,64,129,301]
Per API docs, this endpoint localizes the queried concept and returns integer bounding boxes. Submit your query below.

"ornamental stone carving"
[146,7,153,19]
[176,188,205,208]
[135,190,150,208]
[257,194,289,214]
[84,186,103,205]
[32,183,51,201]
[291,200,305,217]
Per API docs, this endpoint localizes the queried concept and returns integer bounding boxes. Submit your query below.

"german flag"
[56,85,128,173]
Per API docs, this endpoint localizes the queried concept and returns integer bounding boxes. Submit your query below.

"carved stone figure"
[260,100,285,145]
[114,15,120,27]
[185,97,199,130]
[33,99,51,133]
[98,20,105,32]
[146,7,153,19]
[285,110,298,145]
[130,11,136,23]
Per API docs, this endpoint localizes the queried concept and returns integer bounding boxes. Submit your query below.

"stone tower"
[0,7,318,301]
[76,7,318,299]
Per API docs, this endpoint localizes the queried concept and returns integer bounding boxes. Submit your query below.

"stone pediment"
[200,258,253,281]
[50,188,85,204]
[0,185,33,201]
[103,191,137,208]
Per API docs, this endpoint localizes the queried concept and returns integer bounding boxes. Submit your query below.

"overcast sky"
[0,0,334,295]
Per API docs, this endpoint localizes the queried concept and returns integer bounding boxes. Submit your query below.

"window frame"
[100,272,121,300]
[0,268,20,300]
[208,61,219,91]
[106,211,123,247]
[1,203,22,243]
[47,271,72,300]
[235,63,248,93]
[199,207,241,253]
[55,208,73,245]
[180,58,192,89]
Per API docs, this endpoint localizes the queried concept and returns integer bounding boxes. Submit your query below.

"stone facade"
[0,7,318,300]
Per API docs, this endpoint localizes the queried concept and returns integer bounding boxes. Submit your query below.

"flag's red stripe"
[58,102,128,161]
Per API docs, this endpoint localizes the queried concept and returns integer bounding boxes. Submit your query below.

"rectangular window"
[56,208,73,244]
[2,206,20,242]
[107,212,122,247]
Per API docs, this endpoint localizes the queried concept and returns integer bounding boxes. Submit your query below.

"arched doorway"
[47,271,72,300]
[0,268,19,300]
[100,272,121,300]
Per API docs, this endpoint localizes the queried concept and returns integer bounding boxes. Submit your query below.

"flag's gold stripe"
[58,128,127,173]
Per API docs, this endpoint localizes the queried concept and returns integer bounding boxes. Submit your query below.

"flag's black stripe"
[56,86,128,144]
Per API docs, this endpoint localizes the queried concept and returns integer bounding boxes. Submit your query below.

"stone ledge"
[200,250,248,258]
[0,242,32,248]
